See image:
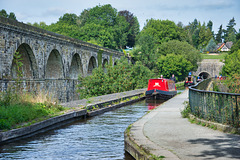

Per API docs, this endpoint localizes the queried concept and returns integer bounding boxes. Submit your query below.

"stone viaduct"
[0,16,123,102]
[193,59,224,79]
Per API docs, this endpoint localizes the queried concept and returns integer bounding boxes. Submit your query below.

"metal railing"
[189,78,240,128]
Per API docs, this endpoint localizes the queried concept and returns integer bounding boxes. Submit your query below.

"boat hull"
[146,89,177,100]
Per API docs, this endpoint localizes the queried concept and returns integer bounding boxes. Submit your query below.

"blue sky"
[1,0,240,33]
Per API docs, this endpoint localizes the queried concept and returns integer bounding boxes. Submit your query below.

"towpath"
[61,88,146,108]
[128,90,240,160]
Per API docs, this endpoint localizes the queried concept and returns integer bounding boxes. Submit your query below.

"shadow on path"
[187,134,240,159]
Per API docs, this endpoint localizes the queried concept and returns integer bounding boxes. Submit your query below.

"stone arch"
[87,56,97,76]
[102,59,108,73]
[45,49,64,79]
[69,53,83,79]
[198,71,211,79]
[11,43,38,79]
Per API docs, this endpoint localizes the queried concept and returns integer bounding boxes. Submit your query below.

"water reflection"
[146,99,165,110]
[0,99,164,160]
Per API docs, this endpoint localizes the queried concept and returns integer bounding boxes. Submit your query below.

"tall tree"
[206,38,217,52]
[207,20,213,31]
[140,19,181,44]
[118,10,140,47]
[156,40,201,70]
[223,17,237,42]
[132,34,157,70]
[216,24,223,43]
[58,13,78,25]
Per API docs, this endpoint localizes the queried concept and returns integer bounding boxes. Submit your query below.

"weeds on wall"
[0,52,66,131]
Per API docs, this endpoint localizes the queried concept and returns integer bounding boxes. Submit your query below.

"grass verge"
[0,90,68,131]
[201,53,227,60]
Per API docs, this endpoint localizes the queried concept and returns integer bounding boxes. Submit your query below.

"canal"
[0,99,164,160]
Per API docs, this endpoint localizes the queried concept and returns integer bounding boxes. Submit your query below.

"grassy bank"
[0,90,67,131]
[201,53,228,60]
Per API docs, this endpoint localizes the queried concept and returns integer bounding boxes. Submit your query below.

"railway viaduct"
[0,16,123,102]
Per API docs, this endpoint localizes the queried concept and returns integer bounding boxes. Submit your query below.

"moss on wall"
[97,49,103,67]
[110,53,113,66]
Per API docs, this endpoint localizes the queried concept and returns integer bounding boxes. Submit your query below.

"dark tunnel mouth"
[198,72,211,79]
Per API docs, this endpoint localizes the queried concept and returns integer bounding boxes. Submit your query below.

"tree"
[206,38,217,53]
[77,57,154,98]
[58,13,78,26]
[118,10,140,47]
[198,23,213,49]
[140,19,181,44]
[0,9,17,20]
[0,9,8,18]
[132,34,157,70]
[112,15,129,49]
[157,54,193,81]
[222,50,240,77]
[79,4,118,27]
[216,24,223,43]
[156,40,201,70]
[230,39,240,53]
[8,12,16,20]
[207,20,213,32]
[223,17,237,42]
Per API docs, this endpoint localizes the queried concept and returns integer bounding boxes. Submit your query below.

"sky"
[1,0,240,33]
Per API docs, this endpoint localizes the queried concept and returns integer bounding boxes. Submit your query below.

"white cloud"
[42,8,67,17]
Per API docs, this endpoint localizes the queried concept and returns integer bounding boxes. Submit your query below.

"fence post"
[236,95,239,128]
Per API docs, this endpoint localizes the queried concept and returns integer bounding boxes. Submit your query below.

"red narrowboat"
[145,78,177,99]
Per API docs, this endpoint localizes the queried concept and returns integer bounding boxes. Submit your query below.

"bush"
[181,101,191,118]
[77,57,155,99]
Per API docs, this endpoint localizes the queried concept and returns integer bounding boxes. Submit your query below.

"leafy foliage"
[184,19,214,49]
[221,48,240,93]
[156,40,201,70]
[30,5,139,49]
[119,10,140,47]
[132,35,157,70]
[230,39,240,54]
[206,38,217,52]
[77,58,154,99]
[139,19,182,44]
[157,54,193,81]
[0,9,17,20]
[223,17,237,43]
[222,50,240,77]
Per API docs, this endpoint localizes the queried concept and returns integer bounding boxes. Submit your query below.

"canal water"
[0,99,164,160]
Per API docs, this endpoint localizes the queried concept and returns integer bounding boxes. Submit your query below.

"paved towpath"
[61,89,146,108]
[131,89,240,160]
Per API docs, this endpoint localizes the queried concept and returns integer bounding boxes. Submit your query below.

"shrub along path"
[129,90,240,160]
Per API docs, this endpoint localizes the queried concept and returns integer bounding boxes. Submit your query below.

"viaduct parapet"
[0,16,123,102]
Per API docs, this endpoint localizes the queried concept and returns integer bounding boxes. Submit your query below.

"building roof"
[216,41,233,50]
[226,41,233,49]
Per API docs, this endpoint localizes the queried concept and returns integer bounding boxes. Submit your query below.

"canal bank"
[0,89,146,144]
[125,90,240,160]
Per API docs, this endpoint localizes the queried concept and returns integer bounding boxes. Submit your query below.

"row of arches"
[10,43,109,80]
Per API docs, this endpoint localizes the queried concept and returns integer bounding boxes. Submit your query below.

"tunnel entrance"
[198,72,211,79]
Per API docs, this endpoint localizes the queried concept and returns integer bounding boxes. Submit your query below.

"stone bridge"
[0,16,123,102]
[193,59,224,79]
